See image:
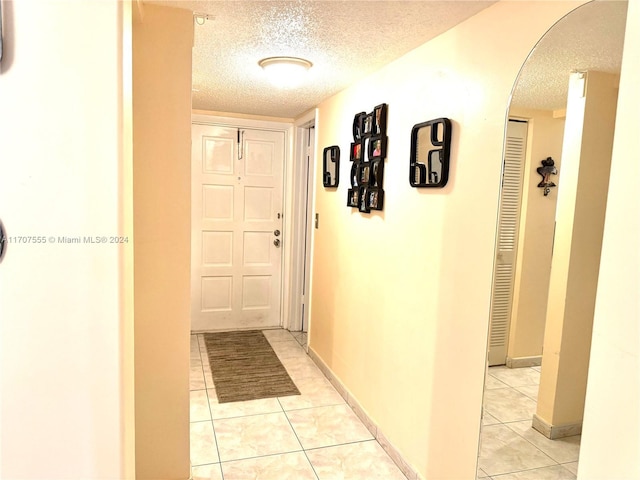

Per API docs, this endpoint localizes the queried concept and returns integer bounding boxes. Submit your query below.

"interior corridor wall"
[579,0,640,477]
[308,2,587,478]
[535,70,619,434]
[508,108,565,362]
[133,4,193,479]
[0,1,130,478]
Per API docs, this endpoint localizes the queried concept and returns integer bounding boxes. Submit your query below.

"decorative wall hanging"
[537,157,558,196]
[347,103,387,213]
[409,118,452,188]
[322,146,340,187]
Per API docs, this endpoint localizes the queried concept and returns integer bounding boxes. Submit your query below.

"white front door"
[191,124,285,331]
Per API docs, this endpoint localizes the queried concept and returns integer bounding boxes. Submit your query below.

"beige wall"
[308,2,586,478]
[536,71,618,432]
[133,4,192,479]
[122,2,136,475]
[580,1,639,476]
[2,2,637,479]
[0,1,131,478]
[508,108,565,361]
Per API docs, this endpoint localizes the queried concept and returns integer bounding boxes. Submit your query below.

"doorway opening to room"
[479,2,627,478]
[189,113,316,339]
[288,122,315,343]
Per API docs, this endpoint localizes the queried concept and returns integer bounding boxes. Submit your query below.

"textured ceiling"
[511,0,627,111]
[152,1,495,118]
[150,0,627,117]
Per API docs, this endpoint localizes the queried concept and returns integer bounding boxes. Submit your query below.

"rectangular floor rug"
[203,330,300,403]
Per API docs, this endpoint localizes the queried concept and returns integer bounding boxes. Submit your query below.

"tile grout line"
[307,346,416,480]
[190,334,210,479]
[482,367,578,479]
[487,387,558,478]
[213,437,388,467]
[502,419,571,469]
[189,334,203,480]
[277,396,320,480]
[207,332,307,477]
[199,330,407,479]
[272,332,341,480]
[198,333,225,480]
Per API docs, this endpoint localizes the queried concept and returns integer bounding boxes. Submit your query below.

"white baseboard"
[532,413,582,439]
[308,347,420,480]
[506,355,542,368]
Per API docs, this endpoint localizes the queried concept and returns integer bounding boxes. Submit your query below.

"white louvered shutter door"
[488,119,528,366]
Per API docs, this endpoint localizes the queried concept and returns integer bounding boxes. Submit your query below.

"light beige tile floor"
[478,366,581,479]
[190,329,408,480]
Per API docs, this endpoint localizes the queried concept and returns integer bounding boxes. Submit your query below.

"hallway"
[189,329,408,479]
[478,366,581,479]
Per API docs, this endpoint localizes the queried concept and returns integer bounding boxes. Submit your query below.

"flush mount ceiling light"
[258,56,313,88]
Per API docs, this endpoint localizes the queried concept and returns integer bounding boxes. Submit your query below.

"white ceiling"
[511,0,627,111]
[150,0,627,118]
[153,0,495,118]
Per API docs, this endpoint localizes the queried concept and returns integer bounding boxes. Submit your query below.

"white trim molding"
[506,355,542,368]
[532,413,582,439]
[286,109,317,334]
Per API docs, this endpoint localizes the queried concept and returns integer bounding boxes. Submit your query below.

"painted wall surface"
[0,1,130,478]
[308,2,586,478]
[133,4,193,479]
[536,71,618,430]
[580,1,639,476]
[509,108,565,361]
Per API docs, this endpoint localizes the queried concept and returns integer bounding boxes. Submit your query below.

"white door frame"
[192,112,317,331]
[286,110,318,333]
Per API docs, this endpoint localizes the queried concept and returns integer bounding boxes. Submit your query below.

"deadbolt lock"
[274,229,281,237]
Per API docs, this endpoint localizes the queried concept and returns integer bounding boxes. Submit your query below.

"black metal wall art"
[323,146,340,187]
[347,103,388,212]
[537,157,558,196]
[409,118,452,188]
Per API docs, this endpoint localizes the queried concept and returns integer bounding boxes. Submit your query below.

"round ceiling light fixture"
[258,56,313,88]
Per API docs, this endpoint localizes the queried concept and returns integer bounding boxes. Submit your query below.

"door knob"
[274,229,280,237]
[273,239,281,247]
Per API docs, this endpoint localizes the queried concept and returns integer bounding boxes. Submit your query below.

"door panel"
[203,185,233,220]
[192,124,285,331]
[202,231,233,266]
[244,187,274,220]
[204,136,234,173]
[488,119,528,366]
[201,277,233,311]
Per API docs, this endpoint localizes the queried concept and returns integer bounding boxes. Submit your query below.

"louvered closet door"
[488,119,528,366]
